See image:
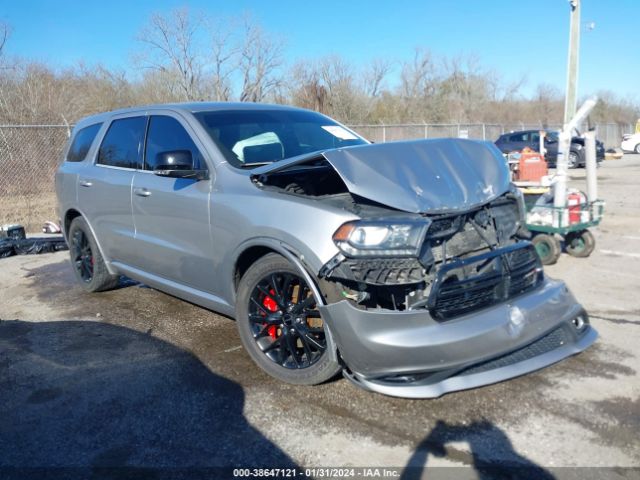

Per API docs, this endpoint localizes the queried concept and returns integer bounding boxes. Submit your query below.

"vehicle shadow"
[0,319,298,479]
[400,419,554,480]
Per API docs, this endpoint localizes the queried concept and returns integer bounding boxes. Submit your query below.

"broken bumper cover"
[318,277,597,398]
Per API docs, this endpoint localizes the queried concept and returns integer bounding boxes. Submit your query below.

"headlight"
[332,219,430,257]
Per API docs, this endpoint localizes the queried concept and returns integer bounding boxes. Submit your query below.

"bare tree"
[532,83,563,127]
[209,19,238,101]
[238,17,284,102]
[287,60,327,112]
[399,48,440,121]
[363,58,392,98]
[318,55,360,121]
[0,21,9,58]
[136,8,206,101]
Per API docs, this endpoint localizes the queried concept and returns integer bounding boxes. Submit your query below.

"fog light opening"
[572,315,586,330]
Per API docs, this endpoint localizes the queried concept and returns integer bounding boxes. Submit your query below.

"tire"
[635,144,640,154]
[532,233,561,265]
[568,150,580,168]
[565,230,595,258]
[68,217,119,292]
[235,253,341,385]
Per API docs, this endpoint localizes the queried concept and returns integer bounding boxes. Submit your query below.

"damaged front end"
[251,139,596,398]
[319,188,535,316]
[315,196,596,398]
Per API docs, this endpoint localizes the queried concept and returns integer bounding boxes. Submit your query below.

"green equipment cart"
[522,187,605,265]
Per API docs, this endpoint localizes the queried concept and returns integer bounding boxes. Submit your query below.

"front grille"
[505,244,540,296]
[346,257,424,285]
[457,327,570,376]
[428,243,541,320]
[431,271,502,317]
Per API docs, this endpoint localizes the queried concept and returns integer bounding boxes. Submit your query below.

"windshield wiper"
[239,162,273,168]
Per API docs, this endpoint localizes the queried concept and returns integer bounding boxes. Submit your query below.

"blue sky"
[1,0,637,99]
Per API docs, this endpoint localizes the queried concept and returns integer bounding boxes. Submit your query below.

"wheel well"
[64,209,82,236]
[234,246,277,289]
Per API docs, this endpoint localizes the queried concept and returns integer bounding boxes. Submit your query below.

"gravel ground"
[1,155,639,479]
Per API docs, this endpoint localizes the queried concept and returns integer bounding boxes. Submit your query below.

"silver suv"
[56,103,597,398]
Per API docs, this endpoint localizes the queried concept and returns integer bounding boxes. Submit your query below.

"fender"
[63,206,118,276]
[231,237,339,362]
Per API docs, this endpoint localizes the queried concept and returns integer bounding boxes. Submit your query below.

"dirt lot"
[1,155,639,478]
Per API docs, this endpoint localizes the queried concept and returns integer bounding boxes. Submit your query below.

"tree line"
[0,9,637,127]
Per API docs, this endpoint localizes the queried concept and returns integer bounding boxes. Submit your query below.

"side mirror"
[153,150,208,180]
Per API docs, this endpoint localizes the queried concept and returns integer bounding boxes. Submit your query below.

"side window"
[509,133,529,142]
[97,117,146,169]
[145,116,205,171]
[66,123,102,162]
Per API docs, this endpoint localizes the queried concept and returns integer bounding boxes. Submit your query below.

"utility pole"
[564,0,581,124]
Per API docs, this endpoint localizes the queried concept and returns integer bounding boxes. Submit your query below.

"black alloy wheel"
[67,216,119,292]
[235,253,341,385]
[72,229,94,283]
[248,271,326,369]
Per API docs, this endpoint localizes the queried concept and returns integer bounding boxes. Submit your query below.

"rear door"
[77,115,146,266]
[130,113,214,291]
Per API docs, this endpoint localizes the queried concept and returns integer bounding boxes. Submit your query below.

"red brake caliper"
[262,289,278,340]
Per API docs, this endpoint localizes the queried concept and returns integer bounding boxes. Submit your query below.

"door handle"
[134,188,152,198]
[79,179,93,187]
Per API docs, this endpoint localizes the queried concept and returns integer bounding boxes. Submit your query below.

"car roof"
[499,129,560,138]
[74,102,311,130]
[503,129,536,136]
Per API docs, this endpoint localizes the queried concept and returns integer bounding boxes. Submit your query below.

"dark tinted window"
[509,132,529,142]
[97,117,146,169]
[67,123,102,162]
[194,109,367,168]
[546,131,559,142]
[144,116,204,170]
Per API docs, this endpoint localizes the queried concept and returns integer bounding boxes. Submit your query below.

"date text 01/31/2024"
[233,468,400,478]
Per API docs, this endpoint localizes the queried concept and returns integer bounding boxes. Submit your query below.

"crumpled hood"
[253,138,510,214]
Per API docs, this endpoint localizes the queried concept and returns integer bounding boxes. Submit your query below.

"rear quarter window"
[66,123,102,162]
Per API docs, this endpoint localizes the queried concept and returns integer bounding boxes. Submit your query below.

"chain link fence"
[0,122,633,232]
[0,125,70,232]
[348,122,633,149]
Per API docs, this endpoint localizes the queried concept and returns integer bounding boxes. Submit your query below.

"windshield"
[194,109,368,168]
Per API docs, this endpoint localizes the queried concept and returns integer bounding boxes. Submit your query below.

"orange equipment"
[515,147,548,182]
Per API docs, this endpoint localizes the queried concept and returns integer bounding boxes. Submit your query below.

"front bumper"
[319,278,596,398]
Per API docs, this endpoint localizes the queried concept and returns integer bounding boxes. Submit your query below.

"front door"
[131,113,214,292]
